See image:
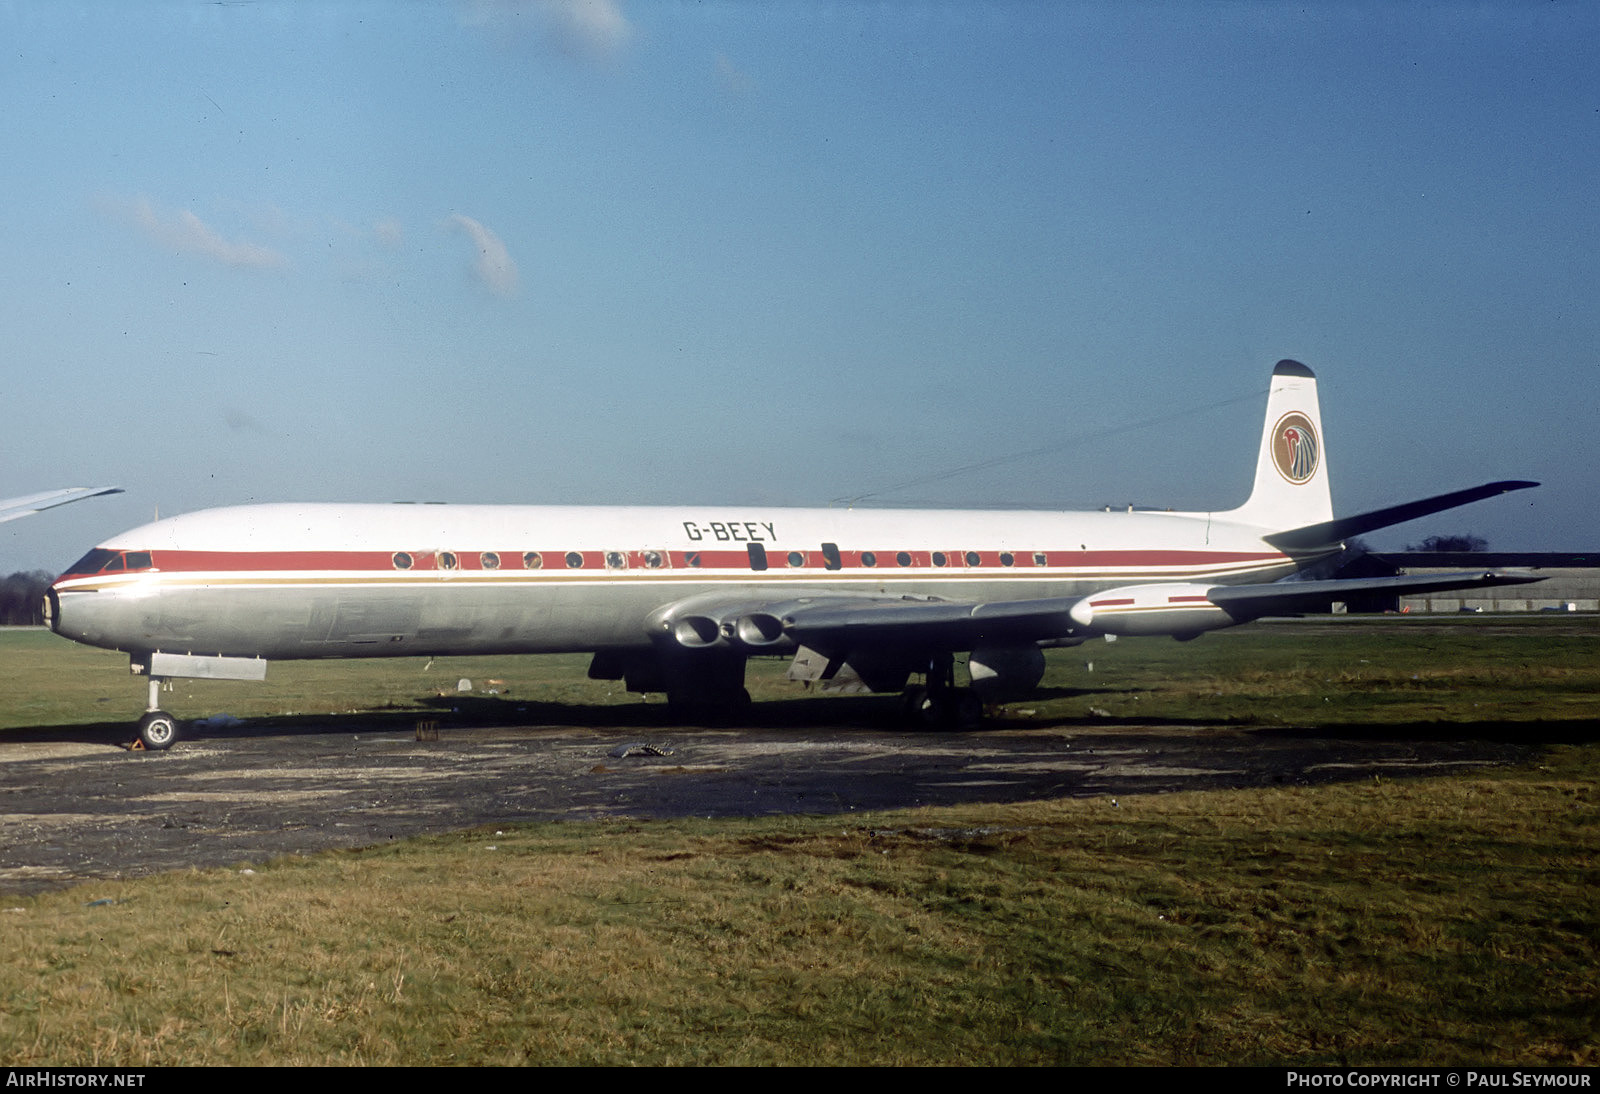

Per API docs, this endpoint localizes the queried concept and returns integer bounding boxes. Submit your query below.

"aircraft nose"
[42,584,61,632]
[42,577,86,638]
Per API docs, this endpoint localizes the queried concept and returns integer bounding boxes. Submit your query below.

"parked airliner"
[46,362,1537,749]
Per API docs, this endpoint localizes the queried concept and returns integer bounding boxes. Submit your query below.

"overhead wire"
[829,385,1269,508]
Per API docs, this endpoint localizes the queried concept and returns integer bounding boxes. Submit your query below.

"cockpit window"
[64,549,118,575]
[62,548,151,576]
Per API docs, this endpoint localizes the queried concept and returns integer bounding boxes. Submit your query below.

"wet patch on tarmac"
[0,717,1535,896]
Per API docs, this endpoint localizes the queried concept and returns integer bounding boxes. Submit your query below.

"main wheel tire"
[899,685,932,727]
[137,711,180,751]
[951,688,984,730]
[900,686,983,731]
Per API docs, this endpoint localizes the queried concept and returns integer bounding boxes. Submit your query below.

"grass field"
[0,620,1596,1065]
[3,616,1597,733]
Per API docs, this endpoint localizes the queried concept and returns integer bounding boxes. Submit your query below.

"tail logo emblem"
[1272,412,1319,484]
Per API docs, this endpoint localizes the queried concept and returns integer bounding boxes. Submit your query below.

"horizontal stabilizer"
[1264,480,1538,550]
[1207,569,1542,618]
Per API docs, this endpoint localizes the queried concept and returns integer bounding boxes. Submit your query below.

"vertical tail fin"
[1223,360,1333,531]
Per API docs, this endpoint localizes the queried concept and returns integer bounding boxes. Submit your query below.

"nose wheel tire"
[136,711,179,751]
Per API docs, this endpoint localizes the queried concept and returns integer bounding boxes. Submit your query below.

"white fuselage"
[47,502,1307,661]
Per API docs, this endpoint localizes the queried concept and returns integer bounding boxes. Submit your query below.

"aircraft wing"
[681,568,1543,656]
[0,487,123,525]
[1205,569,1542,618]
[769,568,1542,642]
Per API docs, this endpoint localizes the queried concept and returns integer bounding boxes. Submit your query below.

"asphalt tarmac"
[0,712,1535,896]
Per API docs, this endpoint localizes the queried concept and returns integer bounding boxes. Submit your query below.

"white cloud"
[462,0,633,62]
[374,218,404,249]
[446,214,519,297]
[715,52,755,98]
[121,196,287,269]
[541,0,631,58]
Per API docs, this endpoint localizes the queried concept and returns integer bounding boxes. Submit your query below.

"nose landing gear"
[133,675,180,751]
[121,652,263,753]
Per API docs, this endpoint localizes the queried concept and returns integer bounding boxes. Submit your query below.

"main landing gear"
[666,686,753,724]
[134,675,180,751]
[900,651,984,730]
[659,650,753,724]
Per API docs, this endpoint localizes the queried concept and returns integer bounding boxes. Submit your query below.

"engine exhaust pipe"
[734,612,788,648]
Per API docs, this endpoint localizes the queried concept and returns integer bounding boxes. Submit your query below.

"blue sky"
[2,0,1595,572]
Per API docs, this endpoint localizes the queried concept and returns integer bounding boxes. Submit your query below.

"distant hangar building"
[1334,553,1600,613]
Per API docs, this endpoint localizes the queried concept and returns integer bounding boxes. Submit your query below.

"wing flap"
[768,595,1081,649]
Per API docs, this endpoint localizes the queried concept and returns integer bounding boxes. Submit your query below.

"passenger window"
[747,543,768,571]
[523,551,543,569]
[564,551,584,568]
[821,542,841,571]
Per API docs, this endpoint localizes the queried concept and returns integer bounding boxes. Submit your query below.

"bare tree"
[1404,534,1489,552]
[0,571,55,626]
